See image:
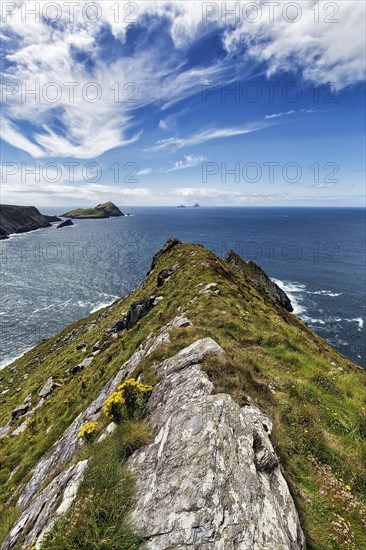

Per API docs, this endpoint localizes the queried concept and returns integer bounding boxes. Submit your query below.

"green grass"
[1,241,365,549]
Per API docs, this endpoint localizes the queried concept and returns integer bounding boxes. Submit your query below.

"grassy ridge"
[0,241,365,549]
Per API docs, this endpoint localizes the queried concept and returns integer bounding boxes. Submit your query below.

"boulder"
[112,296,156,332]
[157,268,174,286]
[11,403,29,422]
[39,378,60,399]
[64,357,93,378]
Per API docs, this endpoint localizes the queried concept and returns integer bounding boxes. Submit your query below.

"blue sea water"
[0,207,365,368]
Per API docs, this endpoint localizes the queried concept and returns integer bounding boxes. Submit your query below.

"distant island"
[0,205,61,240]
[177,203,200,208]
[62,202,124,219]
[193,203,200,208]
[177,204,186,209]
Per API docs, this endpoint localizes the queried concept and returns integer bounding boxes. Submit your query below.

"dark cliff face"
[0,205,54,239]
[226,251,293,312]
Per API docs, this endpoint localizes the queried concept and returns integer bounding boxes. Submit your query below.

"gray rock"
[39,378,60,399]
[199,282,219,295]
[157,266,178,287]
[112,295,156,332]
[13,317,193,518]
[0,422,11,438]
[76,341,87,350]
[2,460,88,550]
[156,337,224,377]
[128,338,305,549]
[92,341,101,352]
[11,403,29,422]
[11,420,29,437]
[57,218,74,229]
[64,357,93,377]
[149,238,182,273]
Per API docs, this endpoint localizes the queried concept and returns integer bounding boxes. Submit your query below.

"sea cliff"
[0,205,58,240]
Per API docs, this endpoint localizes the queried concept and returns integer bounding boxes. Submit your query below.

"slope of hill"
[0,240,365,549]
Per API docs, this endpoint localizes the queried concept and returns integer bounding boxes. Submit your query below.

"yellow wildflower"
[78,421,99,442]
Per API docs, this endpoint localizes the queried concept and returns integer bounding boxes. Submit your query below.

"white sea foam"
[306,290,342,297]
[344,317,364,331]
[90,296,118,314]
[0,346,34,371]
[271,278,306,315]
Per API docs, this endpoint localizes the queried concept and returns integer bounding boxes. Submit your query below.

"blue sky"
[0,0,365,206]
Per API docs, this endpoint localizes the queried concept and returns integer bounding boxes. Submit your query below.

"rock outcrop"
[38,378,60,399]
[1,315,196,549]
[111,295,158,333]
[227,251,293,312]
[57,219,74,228]
[149,238,181,273]
[128,338,306,549]
[3,460,88,550]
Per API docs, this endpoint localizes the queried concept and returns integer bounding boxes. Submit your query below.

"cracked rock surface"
[128,338,306,549]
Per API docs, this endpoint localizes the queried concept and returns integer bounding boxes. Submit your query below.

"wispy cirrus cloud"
[264,108,316,120]
[148,122,271,152]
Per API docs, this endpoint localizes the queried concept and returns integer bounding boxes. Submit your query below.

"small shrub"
[78,421,99,443]
[103,379,152,423]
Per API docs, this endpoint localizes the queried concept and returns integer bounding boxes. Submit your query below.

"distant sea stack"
[177,204,186,208]
[193,203,200,207]
[62,202,124,219]
[0,205,59,240]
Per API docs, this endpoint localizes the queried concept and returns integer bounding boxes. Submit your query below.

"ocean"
[0,207,364,368]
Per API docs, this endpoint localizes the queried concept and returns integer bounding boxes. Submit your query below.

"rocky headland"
[0,239,365,550]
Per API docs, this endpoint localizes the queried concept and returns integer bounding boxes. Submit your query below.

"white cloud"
[222,1,366,88]
[264,108,316,120]
[0,118,45,157]
[166,154,207,172]
[1,0,365,159]
[150,122,271,151]
[0,164,362,207]
[136,168,152,176]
